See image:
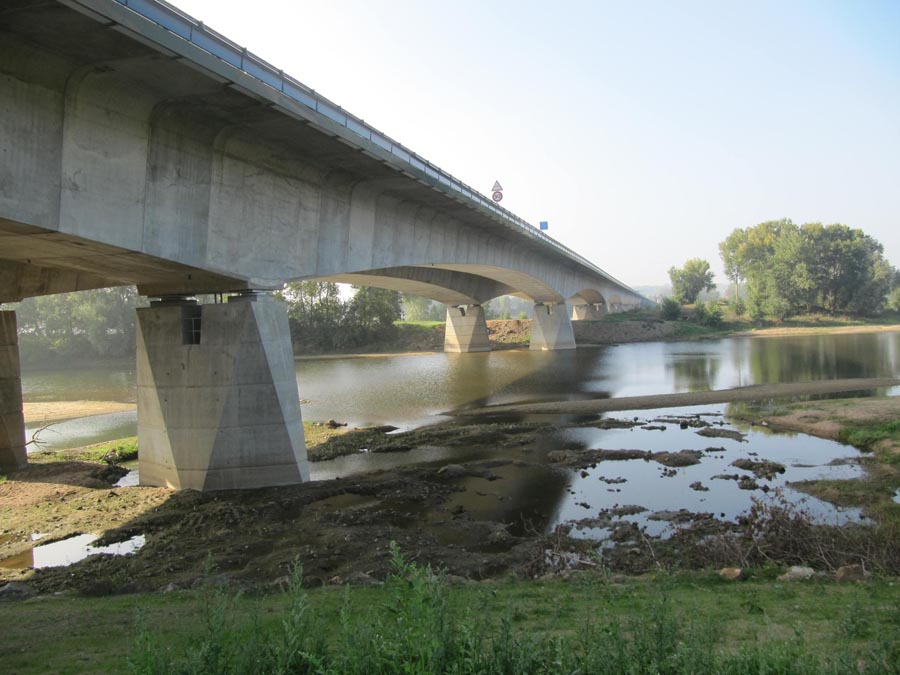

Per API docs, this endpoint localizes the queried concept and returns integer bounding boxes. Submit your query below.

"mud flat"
[460,378,900,417]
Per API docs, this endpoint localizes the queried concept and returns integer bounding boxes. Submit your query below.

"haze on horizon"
[169,0,900,289]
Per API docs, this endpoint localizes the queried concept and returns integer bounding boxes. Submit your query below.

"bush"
[660,297,681,320]
[731,298,746,317]
[702,301,724,326]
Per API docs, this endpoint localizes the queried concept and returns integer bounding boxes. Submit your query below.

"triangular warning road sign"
[492,180,503,192]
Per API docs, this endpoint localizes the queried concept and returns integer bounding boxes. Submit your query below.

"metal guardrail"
[108,0,636,293]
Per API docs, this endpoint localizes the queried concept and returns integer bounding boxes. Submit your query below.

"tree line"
[669,220,899,320]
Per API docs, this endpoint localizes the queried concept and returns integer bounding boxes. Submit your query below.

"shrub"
[660,297,681,320]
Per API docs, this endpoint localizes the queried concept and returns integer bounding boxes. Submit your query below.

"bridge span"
[0,0,651,489]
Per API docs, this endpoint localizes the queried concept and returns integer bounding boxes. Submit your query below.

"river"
[17,329,900,542]
[23,330,900,447]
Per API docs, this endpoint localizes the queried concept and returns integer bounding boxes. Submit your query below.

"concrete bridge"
[0,0,651,490]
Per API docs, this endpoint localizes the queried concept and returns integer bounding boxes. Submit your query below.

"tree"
[13,286,144,364]
[668,258,716,305]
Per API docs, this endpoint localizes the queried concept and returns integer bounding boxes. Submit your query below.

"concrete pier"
[571,303,607,321]
[0,311,26,472]
[444,305,491,353]
[530,303,576,351]
[136,293,308,491]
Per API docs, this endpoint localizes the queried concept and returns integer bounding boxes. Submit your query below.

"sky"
[170,0,900,288]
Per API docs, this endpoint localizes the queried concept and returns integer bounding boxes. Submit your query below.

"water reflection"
[19,330,900,450]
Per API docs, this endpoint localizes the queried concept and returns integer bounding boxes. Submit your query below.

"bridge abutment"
[571,303,607,321]
[136,293,309,491]
[444,305,491,353]
[0,311,26,472]
[530,303,576,351]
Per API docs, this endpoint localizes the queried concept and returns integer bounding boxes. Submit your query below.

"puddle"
[114,470,139,488]
[0,533,145,570]
[546,404,867,540]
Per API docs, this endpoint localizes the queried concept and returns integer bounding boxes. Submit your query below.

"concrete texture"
[0,312,26,472]
[530,304,576,351]
[571,303,607,321]
[136,295,308,491]
[0,0,651,314]
[444,305,491,353]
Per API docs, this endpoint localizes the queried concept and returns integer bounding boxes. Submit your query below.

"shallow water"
[20,330,900,450]
[0,533,145,570]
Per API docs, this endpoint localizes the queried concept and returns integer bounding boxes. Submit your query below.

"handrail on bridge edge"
[103,0,642,298]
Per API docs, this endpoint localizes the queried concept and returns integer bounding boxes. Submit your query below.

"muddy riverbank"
[3,384,899,595]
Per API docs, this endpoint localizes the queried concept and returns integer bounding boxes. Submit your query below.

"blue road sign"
[539,221,549,230]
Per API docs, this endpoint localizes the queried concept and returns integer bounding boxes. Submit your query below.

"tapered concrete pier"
[136,293,308,491]
[530,303,576,350]
[444,305,491,353]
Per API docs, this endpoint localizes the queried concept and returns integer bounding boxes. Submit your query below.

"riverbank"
[4,385,899,593]
[4,390,900,671]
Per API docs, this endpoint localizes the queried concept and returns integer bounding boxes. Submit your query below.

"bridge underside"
[0,0,647,488]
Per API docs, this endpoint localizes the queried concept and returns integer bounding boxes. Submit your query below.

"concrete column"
[0,311,26,472]
[136,293,309,491]
[571,303,607,321]
[530,303,576,351]
[444,305,491,353]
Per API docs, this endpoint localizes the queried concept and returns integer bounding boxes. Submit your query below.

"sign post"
[491,180,503,203]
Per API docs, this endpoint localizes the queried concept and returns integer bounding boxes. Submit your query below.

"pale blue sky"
[172,0,900,287]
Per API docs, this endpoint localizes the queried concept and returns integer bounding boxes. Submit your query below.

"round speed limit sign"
[492,191,503,202]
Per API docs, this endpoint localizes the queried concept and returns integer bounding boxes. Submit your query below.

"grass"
[838,420,900,453]
[394,320,445,328]
[29,436,139,465]
[3,547,900,674]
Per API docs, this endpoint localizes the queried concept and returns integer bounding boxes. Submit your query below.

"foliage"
[668,258,716,305]
[719,220,898,319]
[11,287,145,366]
[836,420,900,452]
[400,294,446,322]
[279,283,402,353]
[660,297,681,320]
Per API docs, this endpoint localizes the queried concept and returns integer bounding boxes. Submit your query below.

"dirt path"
[460,378,900,417]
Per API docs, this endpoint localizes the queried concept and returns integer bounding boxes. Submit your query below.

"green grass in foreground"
[3,547,900,674]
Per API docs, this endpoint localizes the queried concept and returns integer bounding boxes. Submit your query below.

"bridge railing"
[109,0,635,292]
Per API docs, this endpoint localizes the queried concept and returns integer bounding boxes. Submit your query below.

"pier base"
[444,305,491,353]
[530,303,576,351]
[136,293,308,491]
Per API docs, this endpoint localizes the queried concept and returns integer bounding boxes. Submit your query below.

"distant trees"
[12,287,145,365]
[719,220,897,319]
[279,282,402,353]
[668,258,716,305]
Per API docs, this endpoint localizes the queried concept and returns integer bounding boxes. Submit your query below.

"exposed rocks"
[592,417,644,430]
[651,450,703,467]
[719,567,745,581]
[641,425,666,431]
[731,458,786,480]
[590,449,651,461]
[696,428,747,442]
[835,564,868,582]
[689,481,710,492]
[646,509,709,524]
[0,581,36,601]
[778,566,815,581]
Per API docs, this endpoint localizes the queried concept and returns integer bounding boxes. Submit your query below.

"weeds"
[128,543,900,674]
